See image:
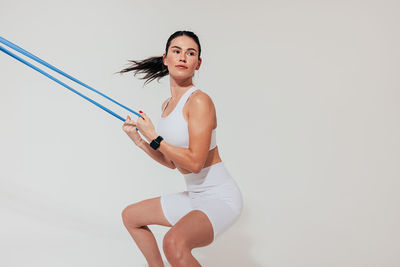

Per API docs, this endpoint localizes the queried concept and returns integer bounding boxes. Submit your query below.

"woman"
[120,30,243,267]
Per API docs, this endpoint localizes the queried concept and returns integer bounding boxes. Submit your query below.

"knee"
[163,231,188,263]
[121,205,131,225]
[121,203,140,228]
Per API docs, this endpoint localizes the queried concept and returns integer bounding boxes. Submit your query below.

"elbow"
[188,151,207,173]
[192,167,202,174]
[192,161,205,174]
[190,154,207,173]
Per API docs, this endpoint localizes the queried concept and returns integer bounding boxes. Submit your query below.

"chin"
[170,72,193,80]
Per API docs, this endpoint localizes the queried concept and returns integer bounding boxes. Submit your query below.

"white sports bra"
[156,86,217,150]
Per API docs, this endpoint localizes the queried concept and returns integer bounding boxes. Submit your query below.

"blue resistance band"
[0,36,142,122]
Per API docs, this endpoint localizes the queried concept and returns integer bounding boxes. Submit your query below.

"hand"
[136,111,158,143]
[122,115,143,146]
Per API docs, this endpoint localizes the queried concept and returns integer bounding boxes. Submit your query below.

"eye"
[188,52,195,56]
[173,50,180,54]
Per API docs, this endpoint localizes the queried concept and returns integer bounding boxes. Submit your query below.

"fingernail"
[139,110,143,113]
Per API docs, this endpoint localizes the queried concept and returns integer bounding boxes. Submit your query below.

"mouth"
[175,65,188,69]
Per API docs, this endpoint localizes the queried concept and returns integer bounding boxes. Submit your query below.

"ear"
[162,53,167,66]
[195,58,202,70]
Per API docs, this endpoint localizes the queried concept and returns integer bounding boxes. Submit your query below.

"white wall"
[0,0,399,266]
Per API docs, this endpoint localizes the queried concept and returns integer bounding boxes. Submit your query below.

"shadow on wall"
[193,208,263,267]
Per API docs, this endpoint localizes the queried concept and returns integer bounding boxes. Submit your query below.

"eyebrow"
[171,45,197,52]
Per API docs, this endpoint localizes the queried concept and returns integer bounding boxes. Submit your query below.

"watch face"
[150,136,163,150]
[150,140,159,150]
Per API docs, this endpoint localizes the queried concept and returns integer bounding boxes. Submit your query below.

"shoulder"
[188,89,214,108]
[187,89,217,127]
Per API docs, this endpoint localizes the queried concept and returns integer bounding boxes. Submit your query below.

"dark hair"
[117,30,201,86]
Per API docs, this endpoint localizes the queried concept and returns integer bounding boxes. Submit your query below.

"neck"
[169,78,194,99]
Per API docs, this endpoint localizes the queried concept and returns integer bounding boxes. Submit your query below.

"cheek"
[165,54,174,63]
[190,60,199,69]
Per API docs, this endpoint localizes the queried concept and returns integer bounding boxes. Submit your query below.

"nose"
[179,52,186,62]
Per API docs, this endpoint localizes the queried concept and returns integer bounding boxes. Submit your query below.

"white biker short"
[160,161,243,240]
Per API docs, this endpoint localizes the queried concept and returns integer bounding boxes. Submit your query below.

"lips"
[175,65,188,69]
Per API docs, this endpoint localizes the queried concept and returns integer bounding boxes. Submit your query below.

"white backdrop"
[0,0,399,266]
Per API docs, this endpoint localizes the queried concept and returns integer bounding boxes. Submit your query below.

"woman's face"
[163,35,201,80]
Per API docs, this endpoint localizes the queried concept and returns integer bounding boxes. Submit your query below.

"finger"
[124,121,136,127]
[139,110,145,120]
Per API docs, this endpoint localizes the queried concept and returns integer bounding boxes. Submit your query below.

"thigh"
[166,210,214,249]
[122,196,172,227]
[160,191,193,226]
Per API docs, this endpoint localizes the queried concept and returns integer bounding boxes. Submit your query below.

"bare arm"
[136,140,176,169]
[145,92,215,173]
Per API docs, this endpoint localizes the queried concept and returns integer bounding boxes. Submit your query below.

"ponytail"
[118,56,168,86]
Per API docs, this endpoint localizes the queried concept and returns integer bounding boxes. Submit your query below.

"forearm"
[137,118,204,173]
[137,140,176,169]
[157,141,202,173]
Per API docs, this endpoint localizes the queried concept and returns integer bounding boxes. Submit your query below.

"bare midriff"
[175,145,222,174]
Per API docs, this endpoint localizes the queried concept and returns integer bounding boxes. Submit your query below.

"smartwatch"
[150,136,164,150]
